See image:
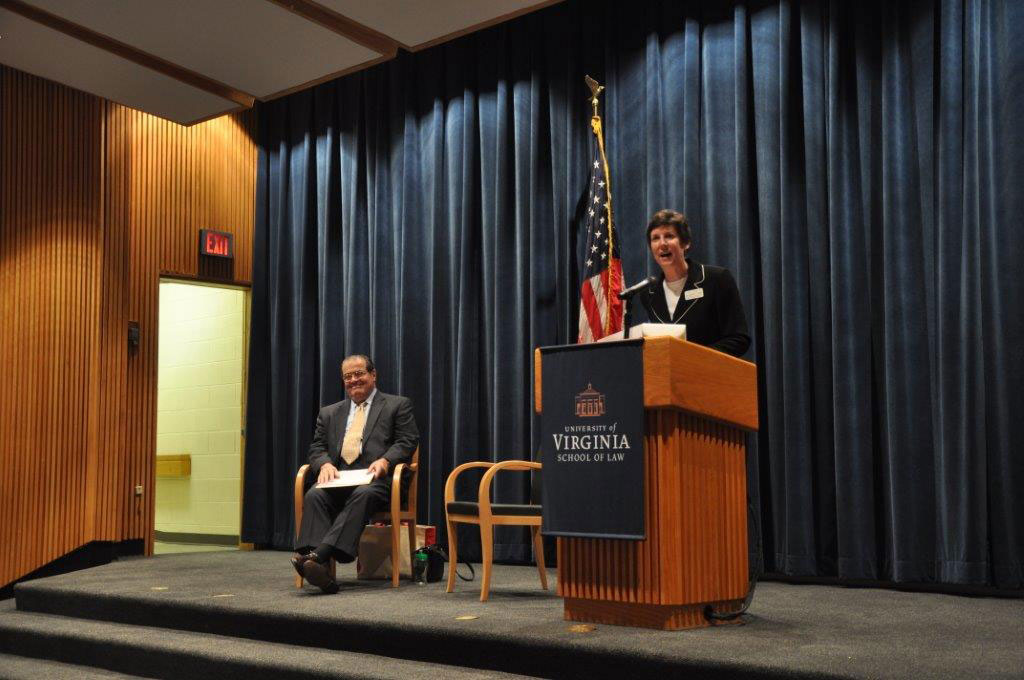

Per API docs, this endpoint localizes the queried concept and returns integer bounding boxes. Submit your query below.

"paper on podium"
[596,323,686,343]
[315,468,374,489]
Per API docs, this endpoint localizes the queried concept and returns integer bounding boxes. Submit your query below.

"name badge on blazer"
[684,288,704,301]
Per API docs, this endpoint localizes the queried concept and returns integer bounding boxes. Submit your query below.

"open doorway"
[154,279,248,555]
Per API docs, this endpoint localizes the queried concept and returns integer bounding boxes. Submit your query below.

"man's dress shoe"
[290,552,315,578]
[302,558,340,594]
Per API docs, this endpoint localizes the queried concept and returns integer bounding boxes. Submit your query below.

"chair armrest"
[294,464,310,537]
[390,462,406,517]
[444,462,495,505]
[477,461,541,521]
[388,448,419,517]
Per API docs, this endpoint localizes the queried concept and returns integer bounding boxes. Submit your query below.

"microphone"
[617,276,657,300]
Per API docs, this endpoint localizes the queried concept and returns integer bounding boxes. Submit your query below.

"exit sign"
[200,229,233,258]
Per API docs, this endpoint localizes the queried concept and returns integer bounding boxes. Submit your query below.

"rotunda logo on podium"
[575,383,605,417]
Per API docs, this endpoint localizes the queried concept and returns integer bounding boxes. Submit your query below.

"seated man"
[291,354,419,593]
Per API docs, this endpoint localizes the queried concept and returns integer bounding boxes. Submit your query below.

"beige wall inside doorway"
[156,281,245,538]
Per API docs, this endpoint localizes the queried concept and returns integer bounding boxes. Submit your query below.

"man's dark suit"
[635,258,751,357]
[295,391,419,559]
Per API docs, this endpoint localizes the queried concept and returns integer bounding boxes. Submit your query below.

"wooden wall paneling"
[94,101,131,543]
[115,104,135,541]
[9,68,32,581]
[14,69,32,576]
[59,71,102,564]
[0,66,104,584]
[29,70,45,569]
[32,70,45,568]
[102,104,124,543]
[1,64,256,587]
[1,67,22,581]
[131,111,162,552]
[127,108,157,553]
[1,69,10,582]
[82,91,103,546]
[57,75,71,557]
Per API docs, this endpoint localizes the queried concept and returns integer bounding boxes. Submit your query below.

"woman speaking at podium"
[635,209,751,358]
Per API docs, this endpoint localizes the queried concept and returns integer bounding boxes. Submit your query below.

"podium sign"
[539,340,645,539]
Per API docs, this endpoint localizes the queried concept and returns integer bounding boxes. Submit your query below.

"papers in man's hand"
[315,468,373,489]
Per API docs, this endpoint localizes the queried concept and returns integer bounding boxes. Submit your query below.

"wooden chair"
[444,460,547,602]
[294,448,419,589]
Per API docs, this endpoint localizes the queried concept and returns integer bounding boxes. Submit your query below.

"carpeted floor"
[8,550,1023,679]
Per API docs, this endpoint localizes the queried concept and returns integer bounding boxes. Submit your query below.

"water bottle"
[413,549,428,584]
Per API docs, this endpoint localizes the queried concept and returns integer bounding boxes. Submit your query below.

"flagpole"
[576,76,623,343]
[586,76,616,336]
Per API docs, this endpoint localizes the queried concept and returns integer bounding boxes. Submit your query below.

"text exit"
[199,229,233,258]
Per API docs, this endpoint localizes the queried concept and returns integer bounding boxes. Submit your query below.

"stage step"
[0,652,146,679]
[0,601,536,680]
[11,553,591,679]
[12,551,1017,679]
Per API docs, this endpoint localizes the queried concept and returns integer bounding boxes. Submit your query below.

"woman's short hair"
[646,209,692,245]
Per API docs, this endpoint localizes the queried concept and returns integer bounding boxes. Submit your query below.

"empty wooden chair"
[444,460,547,601]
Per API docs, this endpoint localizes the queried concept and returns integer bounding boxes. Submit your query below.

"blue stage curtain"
[242,0,1023,587]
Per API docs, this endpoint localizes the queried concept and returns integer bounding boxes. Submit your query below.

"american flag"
[577,115,623,343]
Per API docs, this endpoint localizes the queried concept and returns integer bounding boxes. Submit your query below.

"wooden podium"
[534,337,758,630]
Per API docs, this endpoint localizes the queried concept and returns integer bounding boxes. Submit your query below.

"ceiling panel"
[0,0,563,126]
[0,8,238,124]
[22,0,386,99]
[318,0,556,50]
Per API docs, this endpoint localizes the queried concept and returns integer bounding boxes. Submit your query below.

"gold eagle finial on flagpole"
[585,75,604,116]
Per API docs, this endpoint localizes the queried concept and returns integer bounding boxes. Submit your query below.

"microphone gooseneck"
[617,276,657,300]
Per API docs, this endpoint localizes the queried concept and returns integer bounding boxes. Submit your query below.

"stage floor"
[8,550,1023,679]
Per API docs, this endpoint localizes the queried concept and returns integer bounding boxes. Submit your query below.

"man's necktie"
[340,403,366,465]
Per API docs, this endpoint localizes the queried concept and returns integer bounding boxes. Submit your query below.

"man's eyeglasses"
[342,369,370,382]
